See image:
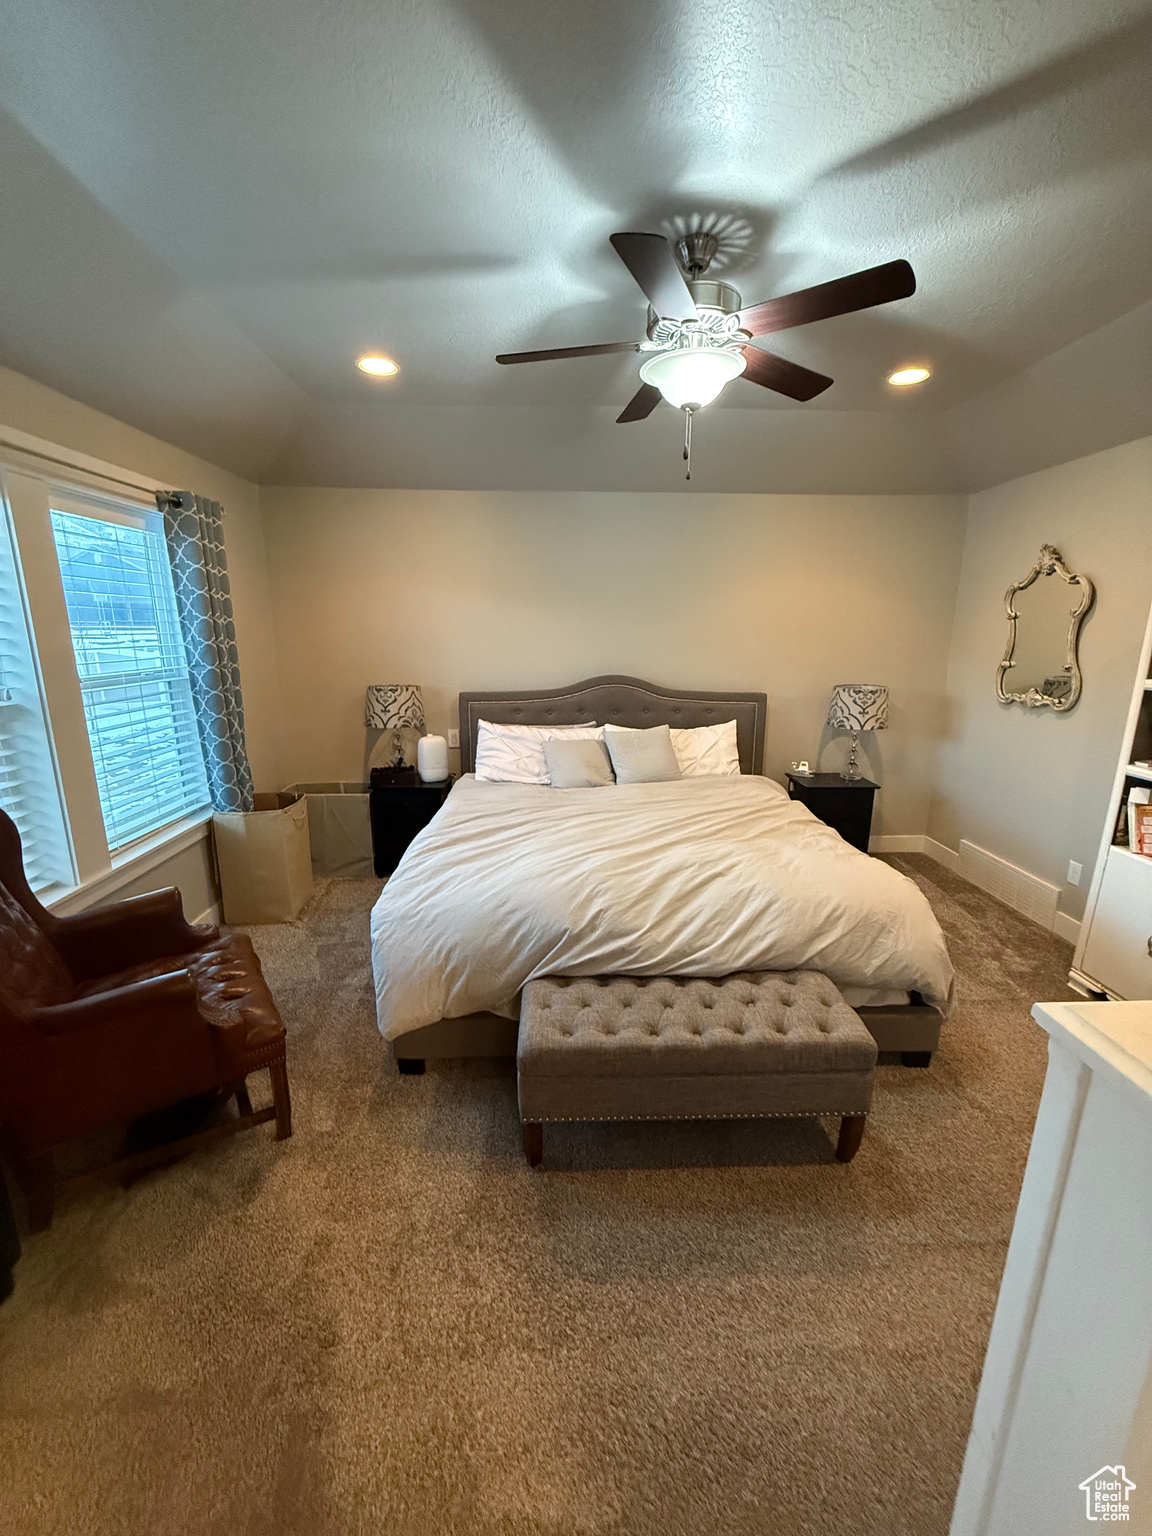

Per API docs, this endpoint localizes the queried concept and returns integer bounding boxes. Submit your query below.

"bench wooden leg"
[522,1122,543,1168]
[836,1115,866,1163]
[269,1060,293,1141]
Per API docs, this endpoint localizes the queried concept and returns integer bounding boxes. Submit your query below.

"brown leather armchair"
[0,808,291,1230]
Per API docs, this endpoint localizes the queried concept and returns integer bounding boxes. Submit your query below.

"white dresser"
[1072,603,1152,999]
[1079,847,1152,997]
[950,1000,1152,1536]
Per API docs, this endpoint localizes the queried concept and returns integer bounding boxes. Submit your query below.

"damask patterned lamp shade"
[826,684,889,733]
[365,684,425,767]
[826,683,888,781]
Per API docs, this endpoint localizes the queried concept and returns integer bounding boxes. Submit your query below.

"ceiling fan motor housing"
[687,278,741,314]
[644,279,747,352]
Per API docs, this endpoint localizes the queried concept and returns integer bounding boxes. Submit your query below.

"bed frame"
[458,673,767,775]
[390,675,943,1072]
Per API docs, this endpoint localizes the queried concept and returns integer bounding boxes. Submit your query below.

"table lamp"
[365,684,425,770]
[826,684,888,781]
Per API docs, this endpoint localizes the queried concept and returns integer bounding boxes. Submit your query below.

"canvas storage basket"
[213,792,314,924]
[284,782,374,878]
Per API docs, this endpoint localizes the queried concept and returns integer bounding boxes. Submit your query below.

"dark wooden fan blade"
[736,259,916,337]
[616,383,662,423]
[496,341,640,364]
[741,347,834,401]
[609,233,699,322]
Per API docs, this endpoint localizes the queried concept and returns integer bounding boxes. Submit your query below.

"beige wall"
[70,841,219,925]
[929,436,1152,921]
[10,359,1152,928]
[0,364,286,789]
[261,488,966,837]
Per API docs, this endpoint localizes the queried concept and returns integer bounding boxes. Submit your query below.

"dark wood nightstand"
[369,771,454,876]
[785,772,878,853]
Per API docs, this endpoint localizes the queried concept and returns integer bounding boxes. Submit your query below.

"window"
[0,495,74,891]
[50,495,209,850]
[0,451,218,901]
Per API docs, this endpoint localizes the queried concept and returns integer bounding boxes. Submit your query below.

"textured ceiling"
[0,0,1150,488]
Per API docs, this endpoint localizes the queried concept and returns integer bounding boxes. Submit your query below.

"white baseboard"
[868,834,925,854]
[923,836,960,873]
[870,833,1078,944]
[869,833,958,871]
[1052,910,1082,946]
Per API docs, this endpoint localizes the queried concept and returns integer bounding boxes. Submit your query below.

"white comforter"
[370,774,955,1039]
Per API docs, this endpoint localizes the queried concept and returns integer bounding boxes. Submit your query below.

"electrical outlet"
[1067,860,1083,887]
[447,728,460,749]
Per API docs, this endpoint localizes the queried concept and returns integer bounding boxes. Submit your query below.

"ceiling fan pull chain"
[683,406,693,480]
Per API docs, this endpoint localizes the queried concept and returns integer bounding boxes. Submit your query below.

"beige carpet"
[0,856,1076,1536]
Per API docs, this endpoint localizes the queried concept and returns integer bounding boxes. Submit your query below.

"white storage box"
[213,792,314,924]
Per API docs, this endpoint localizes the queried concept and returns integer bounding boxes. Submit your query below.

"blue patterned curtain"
[156,491,254,812]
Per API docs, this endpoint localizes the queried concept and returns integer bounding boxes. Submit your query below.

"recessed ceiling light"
[357,354,399,377]
[887,366,931,387]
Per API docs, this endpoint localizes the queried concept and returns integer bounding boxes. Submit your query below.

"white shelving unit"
[1071,604,1152,999]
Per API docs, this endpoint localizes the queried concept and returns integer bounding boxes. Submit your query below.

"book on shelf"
[1124,785,1150,848]
[1136,803,1152,858]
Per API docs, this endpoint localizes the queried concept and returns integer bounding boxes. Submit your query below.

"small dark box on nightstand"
[370,765,416,787]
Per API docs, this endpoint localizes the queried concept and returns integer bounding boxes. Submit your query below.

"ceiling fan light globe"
[638,347,746,408]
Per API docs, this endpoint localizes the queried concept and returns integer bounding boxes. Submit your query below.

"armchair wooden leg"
[269,1060,292,1141]
[836,1115,867,1163]
[234,1081,254,1118]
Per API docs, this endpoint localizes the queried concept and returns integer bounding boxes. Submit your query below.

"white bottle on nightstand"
[417,734,449,783]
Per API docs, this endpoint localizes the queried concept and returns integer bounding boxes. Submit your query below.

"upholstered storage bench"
[517,971,878,1167]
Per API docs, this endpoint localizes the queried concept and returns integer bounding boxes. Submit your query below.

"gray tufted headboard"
[459,675,767,775]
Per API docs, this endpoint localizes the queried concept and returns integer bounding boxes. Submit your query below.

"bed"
[370,675,954,1069]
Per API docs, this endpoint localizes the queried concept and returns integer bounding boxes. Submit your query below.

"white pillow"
[604,720,741,777]
[671,720,741,777]
[474,720,603,785]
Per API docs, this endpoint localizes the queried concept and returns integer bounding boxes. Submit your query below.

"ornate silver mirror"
[996,544,1094,712]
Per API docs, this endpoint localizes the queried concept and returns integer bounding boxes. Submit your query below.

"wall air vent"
[958,840,1060,928]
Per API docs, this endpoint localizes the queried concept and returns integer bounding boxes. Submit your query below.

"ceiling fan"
[496,232,916,476]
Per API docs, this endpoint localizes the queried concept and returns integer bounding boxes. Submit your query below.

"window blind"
[0,501,73,891]
[51,504,210,850]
